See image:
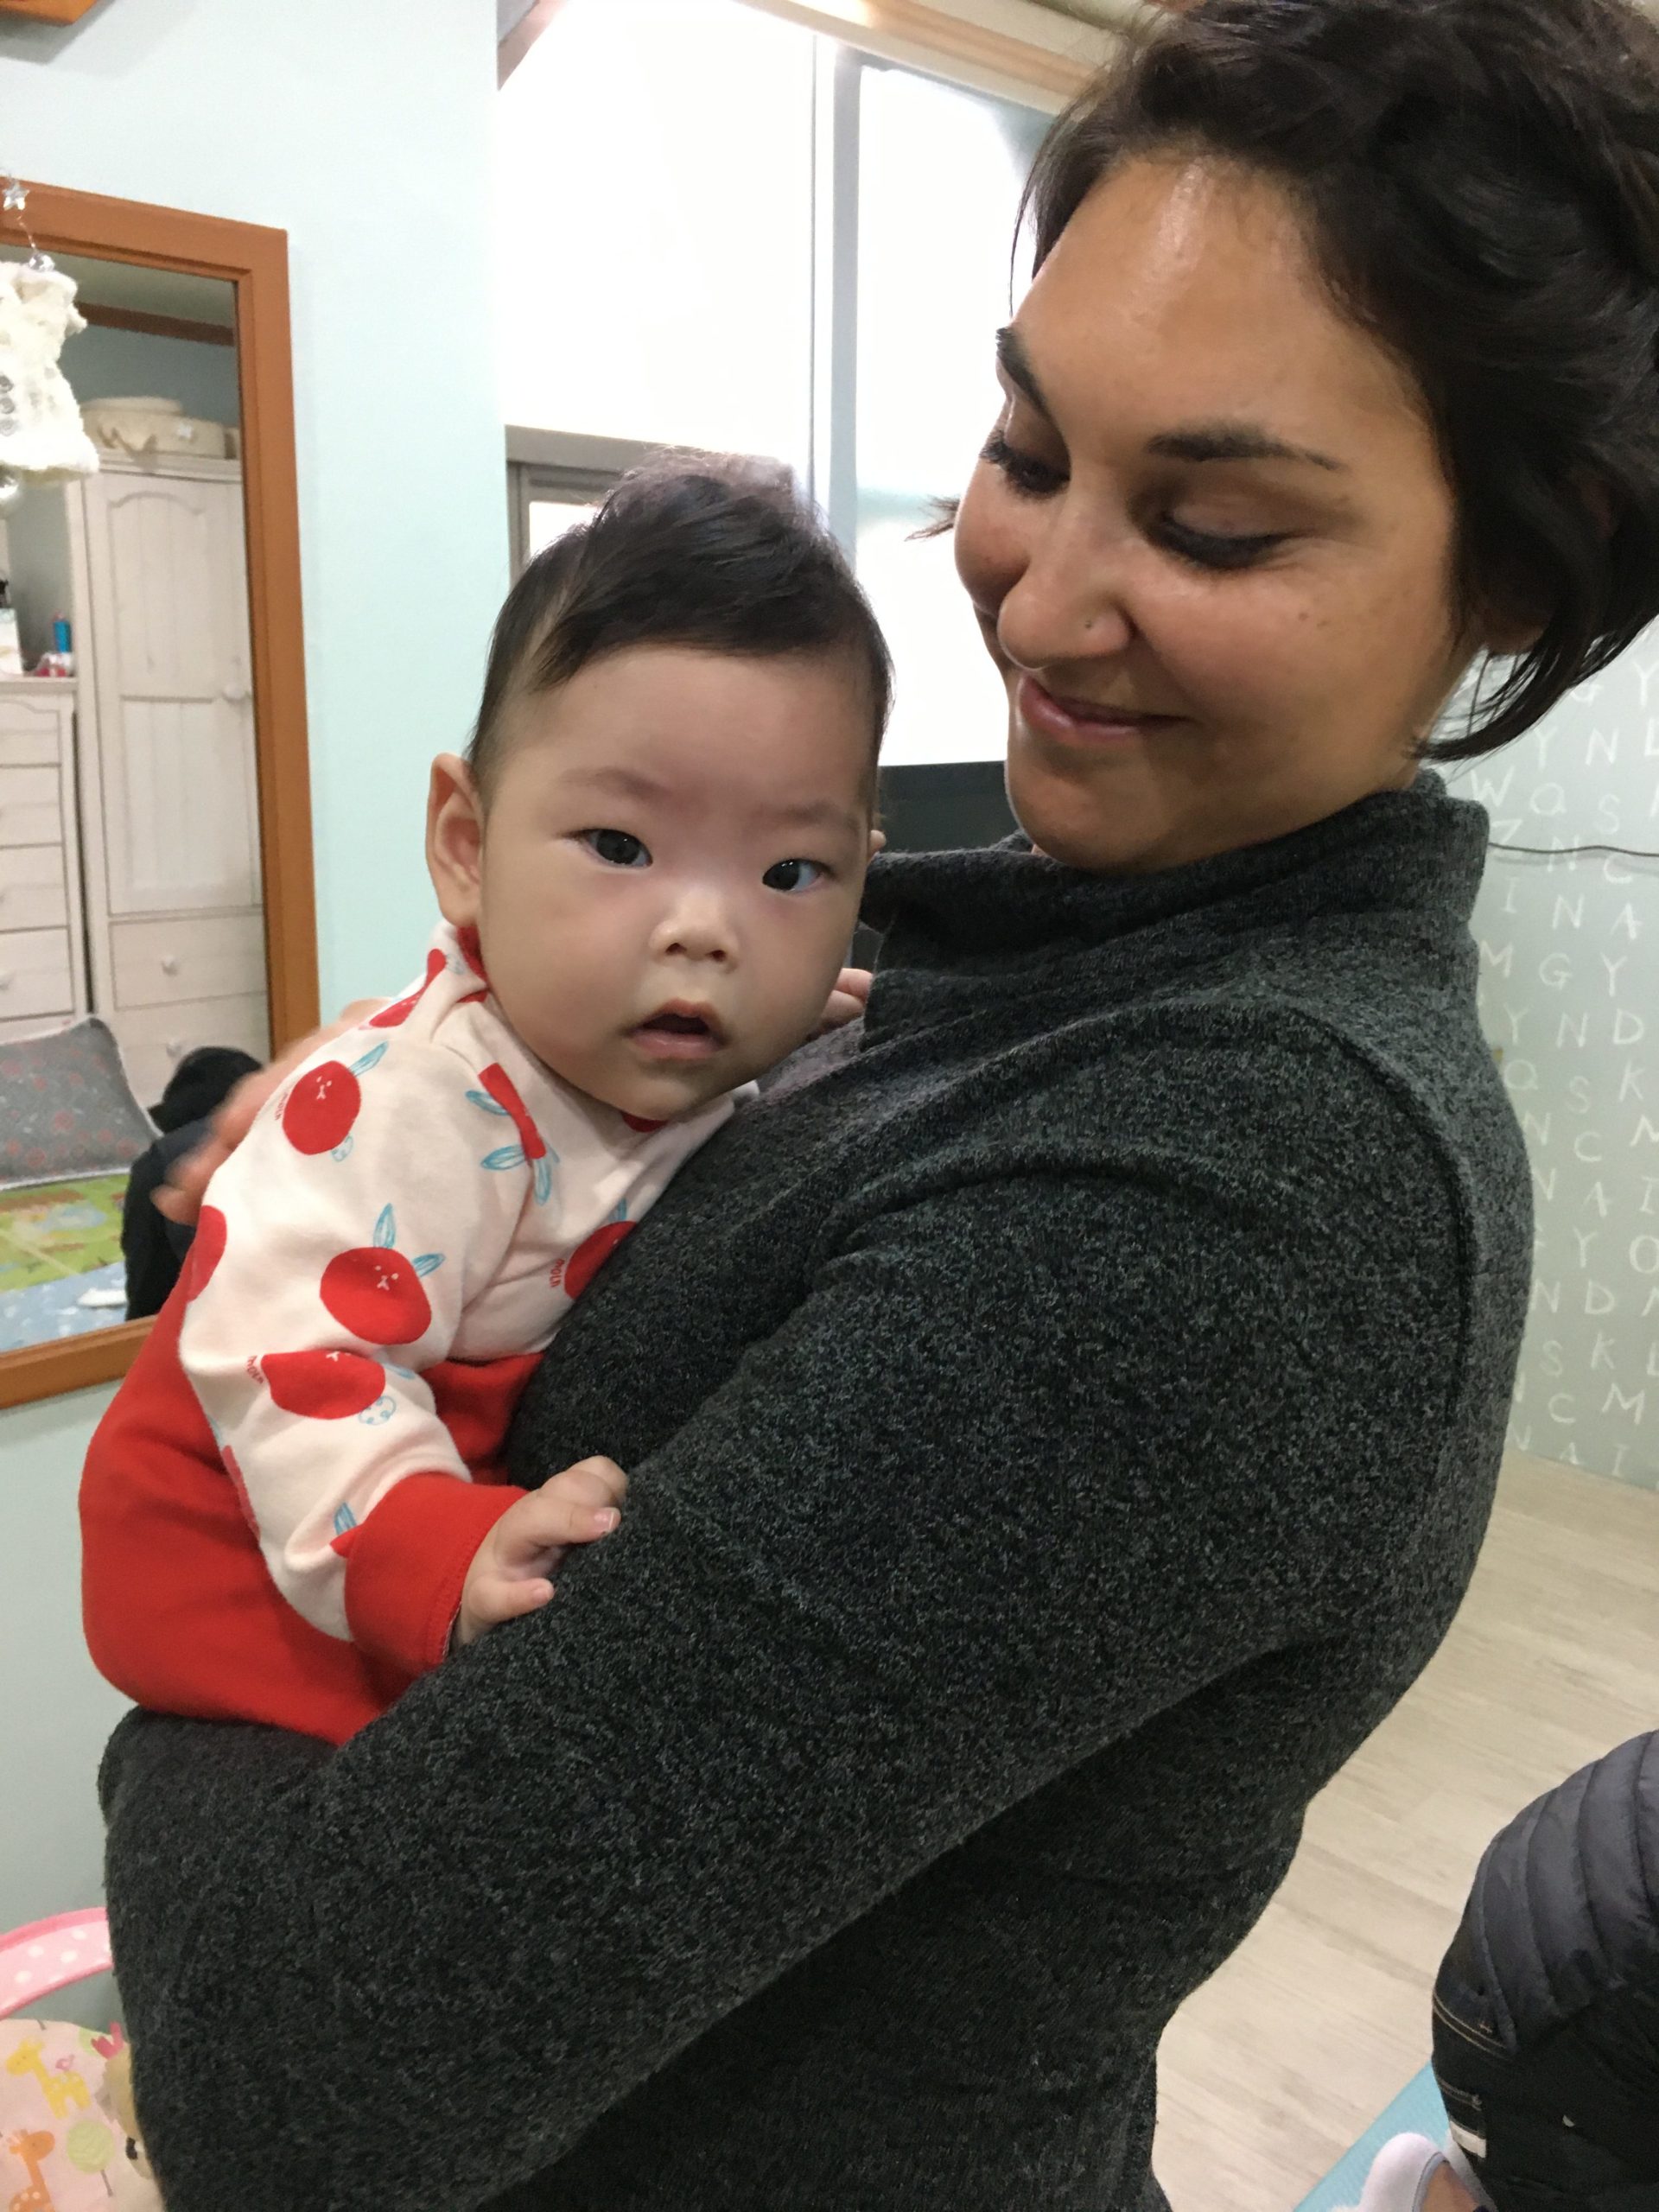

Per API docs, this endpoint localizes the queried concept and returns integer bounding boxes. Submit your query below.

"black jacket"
[1434,1731,1659,2209]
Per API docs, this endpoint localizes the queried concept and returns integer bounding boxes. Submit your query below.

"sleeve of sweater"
[98,1041,1465,2212]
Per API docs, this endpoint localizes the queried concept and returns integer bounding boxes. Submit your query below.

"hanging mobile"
[0,169,100,511]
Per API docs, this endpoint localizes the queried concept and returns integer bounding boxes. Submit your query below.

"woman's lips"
[1015,673,1182,747]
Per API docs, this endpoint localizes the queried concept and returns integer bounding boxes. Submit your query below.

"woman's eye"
[582,828,651,868]
[763,857,826,894]
[980,430,1067,499]
[1158,518,1288,573]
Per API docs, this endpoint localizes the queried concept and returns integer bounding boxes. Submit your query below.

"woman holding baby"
[91,0,1659,2205]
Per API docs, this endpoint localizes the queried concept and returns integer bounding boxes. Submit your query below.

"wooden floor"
[1153,1450,1659,2212]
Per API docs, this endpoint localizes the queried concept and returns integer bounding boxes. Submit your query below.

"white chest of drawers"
[0,682,87,1042]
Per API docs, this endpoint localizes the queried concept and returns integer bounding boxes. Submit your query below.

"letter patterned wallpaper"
[1458,645,1659,1490]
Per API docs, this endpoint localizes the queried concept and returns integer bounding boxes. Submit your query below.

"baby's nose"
[658,897,735,963]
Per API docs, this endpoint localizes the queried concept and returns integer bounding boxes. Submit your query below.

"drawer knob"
[167,1039,184,1059]
[161,955,181,976]
[0,972,10,990]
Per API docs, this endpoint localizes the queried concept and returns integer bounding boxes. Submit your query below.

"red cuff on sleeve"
[341,1474,528,1678]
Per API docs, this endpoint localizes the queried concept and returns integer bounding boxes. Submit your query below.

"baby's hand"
[454,1455,628,1649]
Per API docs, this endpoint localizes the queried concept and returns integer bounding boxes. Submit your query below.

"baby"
[81,461,890,1745]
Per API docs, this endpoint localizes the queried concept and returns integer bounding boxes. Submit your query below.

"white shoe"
[1337,2133,1449,2212]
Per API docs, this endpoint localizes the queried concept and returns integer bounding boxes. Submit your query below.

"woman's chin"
[1007,755,1169,876]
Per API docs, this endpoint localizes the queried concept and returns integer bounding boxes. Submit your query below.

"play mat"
[0,1172,129,1352]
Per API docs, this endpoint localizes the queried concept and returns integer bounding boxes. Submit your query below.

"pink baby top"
[80,921,747,1742]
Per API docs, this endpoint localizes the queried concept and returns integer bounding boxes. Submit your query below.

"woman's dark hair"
[468,455,892,797]
[1020,0,1659,760]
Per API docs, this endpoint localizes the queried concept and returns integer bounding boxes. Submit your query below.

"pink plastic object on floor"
[0,1908,162,2209]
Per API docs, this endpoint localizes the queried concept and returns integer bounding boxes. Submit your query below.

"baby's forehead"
[529,745,872,842]
[504,650,878,816]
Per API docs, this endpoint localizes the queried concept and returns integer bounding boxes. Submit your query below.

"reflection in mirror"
[0,248,268,1361]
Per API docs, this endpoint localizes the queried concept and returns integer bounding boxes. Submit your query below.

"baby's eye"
[763,858,826,893]
[582,828,651,868]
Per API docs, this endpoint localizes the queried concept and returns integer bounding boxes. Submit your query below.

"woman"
[95,0,1659,2205]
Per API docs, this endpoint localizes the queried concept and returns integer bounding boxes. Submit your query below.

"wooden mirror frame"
[0,184,318,1410]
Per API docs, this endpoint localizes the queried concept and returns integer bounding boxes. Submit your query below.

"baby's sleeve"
[179,1033,539,1677]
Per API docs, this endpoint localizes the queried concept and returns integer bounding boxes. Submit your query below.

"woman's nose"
[994,509,1136,674]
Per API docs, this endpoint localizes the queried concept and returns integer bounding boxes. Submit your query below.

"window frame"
[505,426,664,574]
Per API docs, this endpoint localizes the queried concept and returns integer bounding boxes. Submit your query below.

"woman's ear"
[1484,476,1614,658]
[868,827,887,859]
[427,753,486,927]
[1481,613,1543,658]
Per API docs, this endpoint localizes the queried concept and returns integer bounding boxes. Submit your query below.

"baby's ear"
[427,753,485,926]
[868,827,887,860]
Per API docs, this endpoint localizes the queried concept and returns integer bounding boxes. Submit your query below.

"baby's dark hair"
[467,456,893,799]
[1020,0,1659,760]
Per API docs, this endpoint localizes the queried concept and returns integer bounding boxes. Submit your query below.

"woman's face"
[955,155,1490,874]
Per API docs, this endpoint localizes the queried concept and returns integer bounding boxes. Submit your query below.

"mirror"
[0,186,315,1408]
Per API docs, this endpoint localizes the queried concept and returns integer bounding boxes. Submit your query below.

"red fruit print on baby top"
[319,1204,445,1347]
[280,1041,387,1158]
[622,1114,667,1134]
[563,1219,635,1301]
[184,1204,227,1300]
[468,1063,556,1204]
[369,948,447,1030]
[368,948,448,1030]
[480,1065,543,1161]
[261,1347,387,1419]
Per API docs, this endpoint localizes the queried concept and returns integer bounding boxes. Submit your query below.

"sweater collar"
[858,771,1489,1034]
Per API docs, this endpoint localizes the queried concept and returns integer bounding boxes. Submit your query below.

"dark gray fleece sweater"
[98,772,1532,2212]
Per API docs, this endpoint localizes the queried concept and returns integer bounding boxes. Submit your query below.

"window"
[497,0,1049,766]
[503,428,657,575]
[849,62,1046,766]
[498,1,815,471]
[527,497,600,559]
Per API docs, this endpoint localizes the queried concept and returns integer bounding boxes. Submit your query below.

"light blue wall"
[0,1388,125,2020]
[0,0,505,1942]
[62,320,242,429]
[0,0,507,1010]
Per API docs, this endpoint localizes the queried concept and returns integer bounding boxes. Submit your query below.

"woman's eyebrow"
[1147,423,1346,472]
[995,325,1054,418]
[996,329,1345,474]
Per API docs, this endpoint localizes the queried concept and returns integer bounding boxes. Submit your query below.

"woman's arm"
[102,1106,1460,2212]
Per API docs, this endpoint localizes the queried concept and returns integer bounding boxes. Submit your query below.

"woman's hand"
[818,967,873,1036]
[153,1001,386,1225]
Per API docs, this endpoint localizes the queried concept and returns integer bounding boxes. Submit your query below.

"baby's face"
[432,644,880,1122]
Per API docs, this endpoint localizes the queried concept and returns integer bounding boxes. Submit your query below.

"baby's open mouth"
[630,1004,727,1058]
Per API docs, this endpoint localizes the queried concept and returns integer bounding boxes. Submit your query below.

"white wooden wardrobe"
[9,454,270,1101]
